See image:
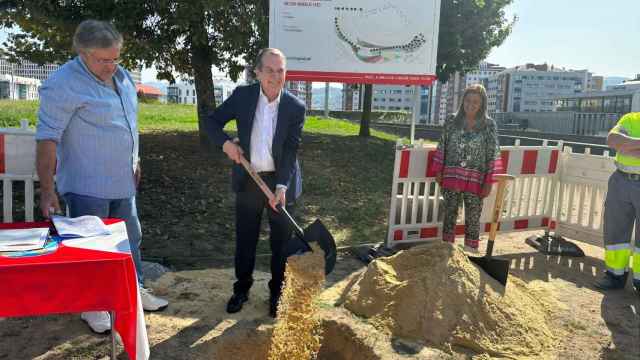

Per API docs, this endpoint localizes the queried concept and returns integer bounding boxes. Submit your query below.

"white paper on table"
[0,228,49,251]
[52,215,112,238]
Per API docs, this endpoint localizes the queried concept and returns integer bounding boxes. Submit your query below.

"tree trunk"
[190,19,216,149]
[359,84,372,137]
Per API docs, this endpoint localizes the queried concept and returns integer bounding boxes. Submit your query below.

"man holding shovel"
[205,48,305,317]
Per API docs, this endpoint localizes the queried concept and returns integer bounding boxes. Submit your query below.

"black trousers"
[233,173,294,299]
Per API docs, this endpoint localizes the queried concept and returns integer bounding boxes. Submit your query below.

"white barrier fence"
[0,120,38,223]
[553,146,615,246]
[387,140,614,248]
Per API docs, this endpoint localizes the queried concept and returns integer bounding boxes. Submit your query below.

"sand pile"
[344,242,557,358]
[268,243,326,360]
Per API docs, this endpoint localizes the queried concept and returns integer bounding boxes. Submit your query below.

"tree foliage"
[0,0,268,145]
[436,0,515,82]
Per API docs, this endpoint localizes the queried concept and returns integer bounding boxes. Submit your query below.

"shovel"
[469,174,514,287]
[239,156,337,275]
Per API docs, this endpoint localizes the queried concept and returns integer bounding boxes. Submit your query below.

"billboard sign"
[269,0,441,85]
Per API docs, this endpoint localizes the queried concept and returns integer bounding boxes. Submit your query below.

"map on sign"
[333,3,427,64]
[270,0,441,84]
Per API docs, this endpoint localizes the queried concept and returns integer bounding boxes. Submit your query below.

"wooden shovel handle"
[488,174,514,241]
[238,155,307,241]
[239,156,276,203]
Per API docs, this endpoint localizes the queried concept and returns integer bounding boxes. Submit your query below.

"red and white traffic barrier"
[391,216,558,242]
[387,140,564,246]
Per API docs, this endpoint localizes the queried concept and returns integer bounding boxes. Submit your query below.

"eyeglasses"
[85,51,122,65]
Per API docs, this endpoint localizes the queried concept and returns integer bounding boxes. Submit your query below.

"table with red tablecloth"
[0,219,149,360]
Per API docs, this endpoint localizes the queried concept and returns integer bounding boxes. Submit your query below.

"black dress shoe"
[226,293,248,314]
[594,272,627,290]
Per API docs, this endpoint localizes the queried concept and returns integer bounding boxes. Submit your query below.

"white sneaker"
[81,311,111,334]
[140,287,169,311]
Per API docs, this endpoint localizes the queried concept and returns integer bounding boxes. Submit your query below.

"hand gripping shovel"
[469,174,515,287]
[239,156,337,275]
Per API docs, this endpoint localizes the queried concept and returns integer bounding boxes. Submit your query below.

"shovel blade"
[285,219,337,275]
[469,256,510,287]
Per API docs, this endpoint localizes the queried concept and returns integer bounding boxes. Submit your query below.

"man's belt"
[617,170,640,181]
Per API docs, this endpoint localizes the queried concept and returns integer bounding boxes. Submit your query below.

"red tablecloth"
[0,219,149,360]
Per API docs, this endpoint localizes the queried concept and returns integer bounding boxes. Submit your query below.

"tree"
[359,0,515,136]
[359,84,372,137]
[436,0,515,82]
[0,0,268,146]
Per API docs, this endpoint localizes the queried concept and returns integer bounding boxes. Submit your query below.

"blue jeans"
[63,193,144,286]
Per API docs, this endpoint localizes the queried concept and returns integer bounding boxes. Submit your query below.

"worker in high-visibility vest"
[595,112,640,297]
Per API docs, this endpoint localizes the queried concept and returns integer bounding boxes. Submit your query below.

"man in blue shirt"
[36,20,168,334]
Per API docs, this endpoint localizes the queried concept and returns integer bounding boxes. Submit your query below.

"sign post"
[411,85,420,144]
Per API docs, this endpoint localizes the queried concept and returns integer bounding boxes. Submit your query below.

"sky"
[2,1,639,83]
[486,0,639,78]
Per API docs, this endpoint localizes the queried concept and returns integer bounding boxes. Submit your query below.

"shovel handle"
[486,174,514,257]
[238,156,306,240]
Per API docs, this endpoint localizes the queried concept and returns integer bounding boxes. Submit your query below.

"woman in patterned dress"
[431,84,503,252]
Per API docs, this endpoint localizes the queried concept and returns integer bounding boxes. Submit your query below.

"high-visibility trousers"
[603,171,640,282]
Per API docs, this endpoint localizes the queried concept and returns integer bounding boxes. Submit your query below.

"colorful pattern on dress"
[433,116,503,245]
[442,189,483,243]
[431,116,503,195]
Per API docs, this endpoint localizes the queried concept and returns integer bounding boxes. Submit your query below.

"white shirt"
[250,87,280,173]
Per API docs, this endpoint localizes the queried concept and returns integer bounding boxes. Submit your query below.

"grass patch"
[0,100,39,127]
[0,100,200,131]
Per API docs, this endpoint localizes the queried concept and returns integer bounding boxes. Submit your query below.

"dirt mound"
[209,320,273,360]
[344,242,557,358]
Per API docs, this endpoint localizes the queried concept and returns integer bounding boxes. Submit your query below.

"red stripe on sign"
[394,230,403,241]
[500,150,510,173]
[455,224,466,235]
[0,134,4,173]
[484,222,501,232]
[399,150,410,178]
[541,217,549,228]
[514,219,529,229]
[420,227,438,238]
[426,150,438,177]
[548,150,559,174]
[521,150,538,174]
[549,220,556,230]
[287,70,437,85]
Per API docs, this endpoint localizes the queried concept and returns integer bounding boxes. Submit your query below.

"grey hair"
[73,20,123,52]
[254,48,286,70]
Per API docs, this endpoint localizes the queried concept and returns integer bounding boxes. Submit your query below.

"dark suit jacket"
[204,83,305,201]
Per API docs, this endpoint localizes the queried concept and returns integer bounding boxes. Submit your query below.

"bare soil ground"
[1,230,638,360]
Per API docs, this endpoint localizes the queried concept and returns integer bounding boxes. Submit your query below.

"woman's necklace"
[460,120,476,167]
